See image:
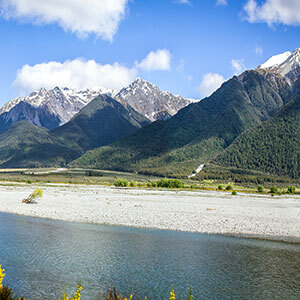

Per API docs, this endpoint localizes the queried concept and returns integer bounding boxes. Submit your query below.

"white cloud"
[243,0,300,26]
[216,0,228,6]
[176,59,185,72]
[1,0,129,40]
[13,49,172,93]
[136,49,171,72]
[174,0,191,4]
[255,44,263,56]
[198,73,225,97]
[231,59,246,75]
[14,59,137,93]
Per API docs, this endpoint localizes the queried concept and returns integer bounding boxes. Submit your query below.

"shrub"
[22,188,43,204]
[129,181,137,187]
[218,185,223,190]
[225,185,233,191]
[257,186,264,193]
[287,186,296,194]
[146,182,151,187]
[156,179,184,188]
[114,179,129,187]
[151,181,158,188]
[270,186,278,194]
[232,191,237,195]
[27,179,33,184]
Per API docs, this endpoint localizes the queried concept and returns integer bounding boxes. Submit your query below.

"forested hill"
[71,71,287,176]
[215,94,300,178]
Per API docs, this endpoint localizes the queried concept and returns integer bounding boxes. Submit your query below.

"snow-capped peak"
[257,47,300,85]
[116,78,198,121]
[258,51,291,69]
[0,86,117,126]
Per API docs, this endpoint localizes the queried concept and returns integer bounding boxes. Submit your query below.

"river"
[0,212,299,299]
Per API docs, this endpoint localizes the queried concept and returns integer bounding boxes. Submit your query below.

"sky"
[0,0,300,105]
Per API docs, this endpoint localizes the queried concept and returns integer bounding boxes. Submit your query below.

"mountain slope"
[0,95,150,168]
[215,94,300,178]
[71,71,286,176]
[0,101,61,133]
[0,86,116,131]
[257,47,300,101]
[116,78,197,121]
[0,121,78,168]
[51,94,150,153]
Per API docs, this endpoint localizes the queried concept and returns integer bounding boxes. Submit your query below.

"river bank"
[0,183,299,242]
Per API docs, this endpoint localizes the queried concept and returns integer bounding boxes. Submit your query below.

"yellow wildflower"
[170,286,175,300]
[0,265,5,289]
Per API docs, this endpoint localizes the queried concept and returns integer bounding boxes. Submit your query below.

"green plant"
[151,181,158,188]
[22,188,43,204]
[225,185,233,191]
[287,185,296,194]
[270,186,278,194]
[0,265,25,300]
[257,186,264,193]
[113,179,129,187]
[187,287,193,300]
[155,179,184,188]
[27,179,33,184]
[129,181,137,187]
[232,191,237,195]
[218,185,223,190]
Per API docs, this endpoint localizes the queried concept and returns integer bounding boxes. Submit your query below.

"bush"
[156,178,184,188]
[27,179,33,184]
[113,179,129,187]
[287,186,296,194]
[151,181,158,188]
[225,185,233,191]
[257,186,264,193]
[129,181,137,187]
[218,185,223,190]
[232,191,237,195]
[146,182,151,187]
[270,186,278,194]
[22,188,43,204]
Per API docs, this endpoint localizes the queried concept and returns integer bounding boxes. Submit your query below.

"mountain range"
[0,95,149,167]
[0,79,197,132]
[0,47,299,179]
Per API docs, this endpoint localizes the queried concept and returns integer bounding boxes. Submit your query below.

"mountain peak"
[116,78,197,121]
[258,51,292,69]
[257,47,300,85]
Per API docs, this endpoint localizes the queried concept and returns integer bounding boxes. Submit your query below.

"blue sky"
[0,0,300,105]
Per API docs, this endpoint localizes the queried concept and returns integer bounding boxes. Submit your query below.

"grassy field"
[0,168,299,195]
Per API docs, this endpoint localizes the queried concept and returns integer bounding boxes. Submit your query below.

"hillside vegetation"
[71,71,287,176]
[0,95,150,168]
[215,94,300,178]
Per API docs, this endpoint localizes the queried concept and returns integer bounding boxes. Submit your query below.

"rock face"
[0,86,116,131]
[116,78,198,121]
[0,80,197,131]
[256,47,300,100]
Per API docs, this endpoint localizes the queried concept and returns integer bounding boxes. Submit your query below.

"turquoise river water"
[0,212,299,299]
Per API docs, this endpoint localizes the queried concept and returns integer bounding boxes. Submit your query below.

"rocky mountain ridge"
[0,80,198,131]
